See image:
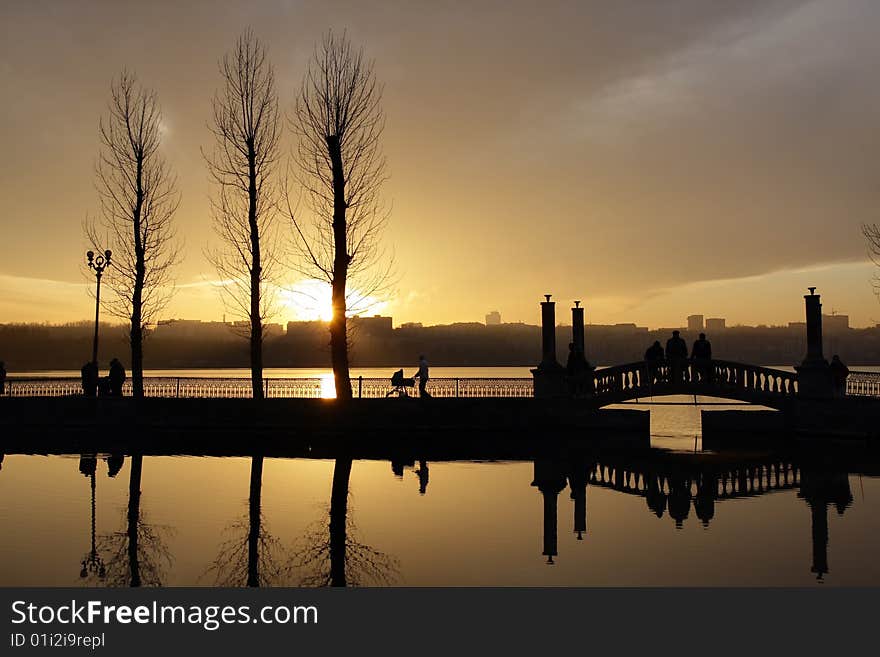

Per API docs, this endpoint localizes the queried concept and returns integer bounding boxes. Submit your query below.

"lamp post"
[86,249,112,364]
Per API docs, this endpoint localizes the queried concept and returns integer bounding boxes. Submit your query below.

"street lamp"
[86,249,112,365]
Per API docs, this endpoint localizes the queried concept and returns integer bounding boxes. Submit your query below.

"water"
[3,366,878,586]
[1,452,877,586]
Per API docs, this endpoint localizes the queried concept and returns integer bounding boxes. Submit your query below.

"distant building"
[485,310,502,326]
[823,314,849,333]
[788,322,807,330]
[687,315,704,332]
[349,315,393,336]
[154,319,234,340]
[399,322,423,329]
[705,318,726,331]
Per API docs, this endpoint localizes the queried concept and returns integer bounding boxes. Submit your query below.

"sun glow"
[279,279,389,323]
[320,373,337,399]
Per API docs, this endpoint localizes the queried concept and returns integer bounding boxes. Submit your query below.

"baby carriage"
[386,369,415,397]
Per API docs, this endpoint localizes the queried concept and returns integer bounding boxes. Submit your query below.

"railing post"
[456,378,460,398]
[265,379,270,399]
[176,377,180,398]
[358,375,363,399]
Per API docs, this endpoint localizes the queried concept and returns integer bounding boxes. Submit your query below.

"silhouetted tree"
[865,223,880,299]
[204,456,291,586]
[291,458,398,586]
[93,455,174,587]
[289,31,392,400]
[206,29,281,400]
[87,72,180,398]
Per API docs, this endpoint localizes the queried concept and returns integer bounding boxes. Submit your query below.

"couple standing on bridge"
[644,330,714,385]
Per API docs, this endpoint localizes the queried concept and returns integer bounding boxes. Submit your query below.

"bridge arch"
[588,360,798,410]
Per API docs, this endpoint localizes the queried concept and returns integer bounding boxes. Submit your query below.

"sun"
[279,279,390,323]
[281,280,334,322]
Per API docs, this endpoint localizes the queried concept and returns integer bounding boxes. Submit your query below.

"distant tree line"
[3,322,879,372]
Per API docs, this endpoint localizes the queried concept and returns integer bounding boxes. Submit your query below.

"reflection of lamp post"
[79,460,105,580]
[86,249,112,364]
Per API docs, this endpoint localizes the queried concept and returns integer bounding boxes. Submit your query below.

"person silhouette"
[412,354,431,398]
[830,355,849,398]
[644,340,664,384]
[81,361,99,398]
[690,333,713,384]
[109,358,126,396]
[665,330,689,384]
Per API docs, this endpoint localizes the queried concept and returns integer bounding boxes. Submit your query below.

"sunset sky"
[2,0,880,329]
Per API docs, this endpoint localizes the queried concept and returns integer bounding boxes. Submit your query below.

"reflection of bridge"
[533,451,854,579]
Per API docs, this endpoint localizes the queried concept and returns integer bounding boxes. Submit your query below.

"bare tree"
[203,456,292,587]
[206,29,281,400]
[865,223,880,299]
[87,72,180,399]
[291,459,399,587]
[289,31,392,400]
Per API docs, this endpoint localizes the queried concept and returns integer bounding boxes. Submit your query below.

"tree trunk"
[127,454,143,587]
[247,455,263,587]
[329,457,352,587]
[327,135,352,400]
[131,161,145,399]
[247,140,264,400]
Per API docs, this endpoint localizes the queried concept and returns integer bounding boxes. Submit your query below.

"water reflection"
[84,454,174,587]
[0,447,876,586]
[528,452,858,583]
[292,458,399,587]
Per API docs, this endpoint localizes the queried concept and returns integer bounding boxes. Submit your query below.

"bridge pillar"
[531,458,568,564]
[531,295,565,398]
[572,301,585,357]
[795,287,832,399]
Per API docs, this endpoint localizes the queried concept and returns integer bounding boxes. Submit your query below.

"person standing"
[644,341,664,384]
[109,358,127,397]
[690,333,713,384]
[665,330,689,384]
[830,355,849,398]
[81,361,99,398]
[413,354,431,398]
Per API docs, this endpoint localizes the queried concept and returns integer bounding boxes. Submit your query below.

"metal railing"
[2,376,535,399]
[3,368,879,399]
[847,370,880,398]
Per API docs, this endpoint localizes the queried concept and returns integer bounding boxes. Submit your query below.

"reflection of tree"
[94,455,173,587]
[292,459,399,587]
[204,456,290,587]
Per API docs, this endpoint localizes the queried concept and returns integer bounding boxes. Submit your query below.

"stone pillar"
[540,295,558,368]
[531,459,568,564]
[795,287,832,398]
[531,294,565,398]
[804,287,824,365]
[571,301,585,357]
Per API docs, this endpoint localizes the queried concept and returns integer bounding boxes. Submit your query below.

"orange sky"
[1,1,879,328]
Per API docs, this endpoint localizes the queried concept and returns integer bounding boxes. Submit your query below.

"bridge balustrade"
[590,360,799,407]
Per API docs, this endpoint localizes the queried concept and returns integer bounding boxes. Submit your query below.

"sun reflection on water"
[320,373,337,399]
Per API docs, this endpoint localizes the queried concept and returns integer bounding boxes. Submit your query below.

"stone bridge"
[589,359,799,409]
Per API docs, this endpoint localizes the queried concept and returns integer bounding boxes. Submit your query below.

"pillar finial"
[574,300,581,308]
[808,286,817,295]
[544,294,552,303]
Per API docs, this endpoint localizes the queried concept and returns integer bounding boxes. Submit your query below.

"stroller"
[386,368,415,397]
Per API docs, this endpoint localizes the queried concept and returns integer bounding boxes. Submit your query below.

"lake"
[2,366,879,587]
